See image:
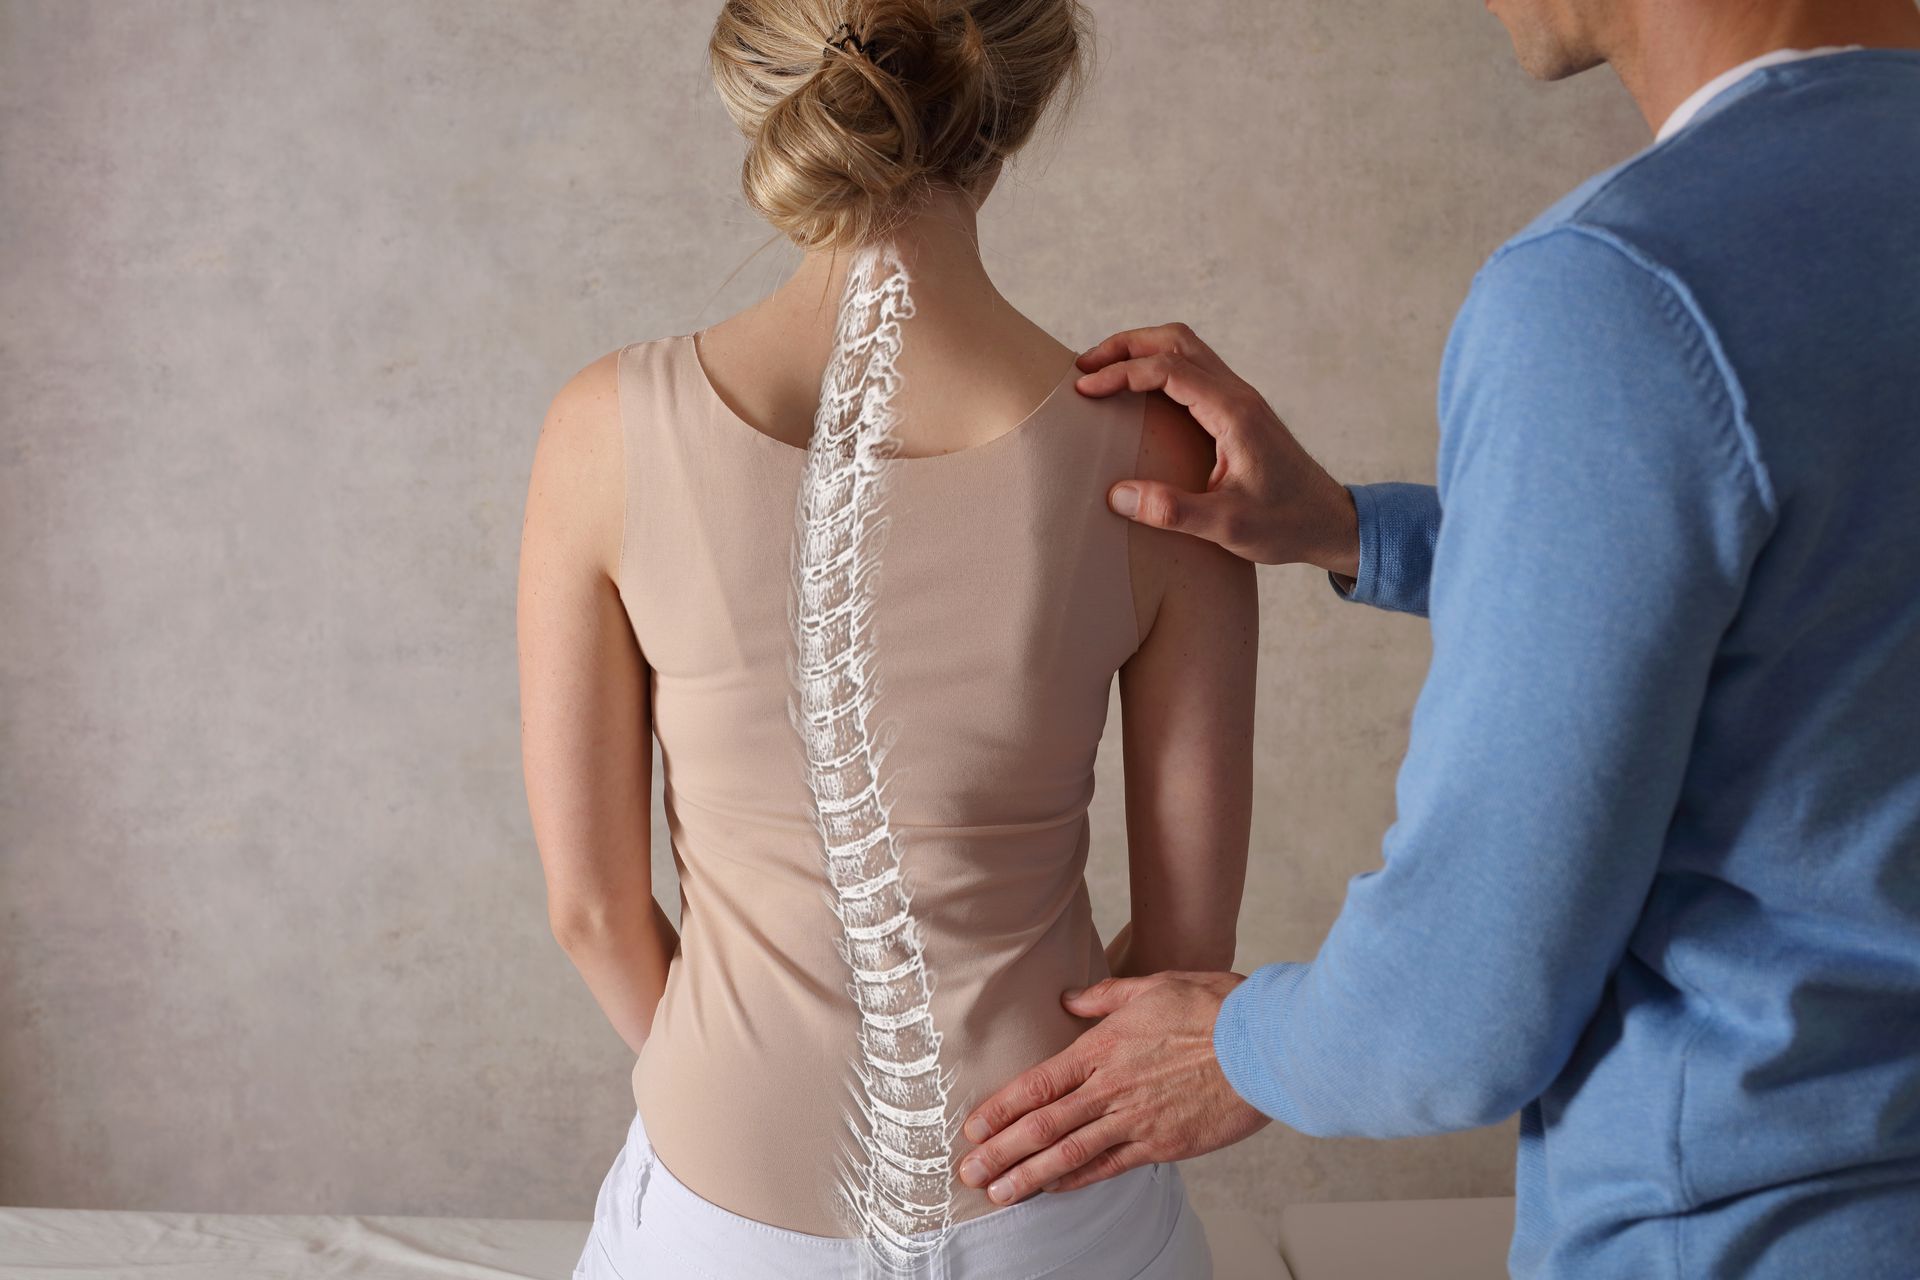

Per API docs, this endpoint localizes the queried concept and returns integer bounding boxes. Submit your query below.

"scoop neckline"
[681,332,1082,465]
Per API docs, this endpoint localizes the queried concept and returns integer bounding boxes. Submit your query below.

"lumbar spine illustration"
[788,241,958,1274]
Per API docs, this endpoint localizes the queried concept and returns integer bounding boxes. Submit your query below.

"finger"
[1041,1140,1157,1195]
[957,1081,1111,1193]
[1075,322,1219,374]
[1075,326,1184,373]
[1074,354,1247,445]
[1108,481,1242,550]
[1060,974,1151,1017]
[979,1111,1136,1206]
[959,1041,1097,1147]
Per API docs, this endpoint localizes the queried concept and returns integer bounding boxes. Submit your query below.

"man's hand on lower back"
[953,971,1272,1204]
[1075,323,1360,576]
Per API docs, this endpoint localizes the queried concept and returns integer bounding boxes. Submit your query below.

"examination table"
[0,1196,1519,1278]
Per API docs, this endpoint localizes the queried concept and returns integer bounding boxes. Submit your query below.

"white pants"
[573,1108,1214,1280]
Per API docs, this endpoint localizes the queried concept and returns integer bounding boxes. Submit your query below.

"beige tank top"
[617,332,1148,1236]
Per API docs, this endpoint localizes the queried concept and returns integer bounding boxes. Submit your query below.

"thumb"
[1062,976,1148,1016]
[1107,481,1237,550]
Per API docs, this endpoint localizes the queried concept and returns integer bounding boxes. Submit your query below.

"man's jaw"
[1487,0,1613,82]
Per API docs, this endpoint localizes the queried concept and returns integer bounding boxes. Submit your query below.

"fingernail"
[959,1157,985,1185]
[1041,1179,1061,1193]
[1109,486,1139,518]
[988,1178,1012,1203]
[963,1117,990,1143]
[1061,986,1085,1001]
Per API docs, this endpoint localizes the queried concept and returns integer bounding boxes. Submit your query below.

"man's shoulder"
[1507,162,1635,246]
[1498,50,1920,269]
[1467,143,1692,308]
[1490,134,1720,273]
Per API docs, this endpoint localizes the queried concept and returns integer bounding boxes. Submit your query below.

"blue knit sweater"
[1212,50,1920,1279]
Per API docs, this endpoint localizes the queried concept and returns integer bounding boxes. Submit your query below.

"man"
[951,1,1920,1275]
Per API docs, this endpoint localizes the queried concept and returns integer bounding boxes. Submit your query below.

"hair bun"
[710,1,1089,249]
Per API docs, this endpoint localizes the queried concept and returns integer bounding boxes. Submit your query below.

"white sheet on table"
[0,1204,1291,1279]
[0,1209,589,1280]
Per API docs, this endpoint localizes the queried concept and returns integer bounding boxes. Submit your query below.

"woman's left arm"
[517,349,676,1056]
[1111,392,1260,976]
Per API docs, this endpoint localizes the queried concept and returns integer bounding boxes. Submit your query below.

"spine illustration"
[788,242,958,1274]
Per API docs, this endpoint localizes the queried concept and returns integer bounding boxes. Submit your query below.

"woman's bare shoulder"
[1126,391,1251,643]
[525,345,630,581]
[543,345,624,428]
[536,333,690,460]
[1136,390,1215,493]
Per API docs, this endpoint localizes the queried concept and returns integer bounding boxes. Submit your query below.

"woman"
[516,1,1256,1275]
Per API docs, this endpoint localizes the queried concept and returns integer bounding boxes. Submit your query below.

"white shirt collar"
[1655,45,1865,142]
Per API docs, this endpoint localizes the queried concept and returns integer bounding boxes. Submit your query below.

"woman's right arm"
[1111,392,1259,977]
[517,349,676,1056]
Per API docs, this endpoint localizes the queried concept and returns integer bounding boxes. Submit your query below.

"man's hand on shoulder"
[1076,322,1359,576]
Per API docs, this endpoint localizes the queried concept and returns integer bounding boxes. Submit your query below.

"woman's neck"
[697,182,1072,451]
[776,186,1005,324]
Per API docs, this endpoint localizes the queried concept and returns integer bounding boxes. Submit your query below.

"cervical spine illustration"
[788,242,958,1274]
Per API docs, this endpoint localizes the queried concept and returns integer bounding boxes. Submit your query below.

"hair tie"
[824,22,873,60]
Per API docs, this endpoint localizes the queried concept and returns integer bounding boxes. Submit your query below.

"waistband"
[616,1105,1188,1279]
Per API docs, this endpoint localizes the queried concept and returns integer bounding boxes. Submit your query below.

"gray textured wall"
[0,0,1644,1235]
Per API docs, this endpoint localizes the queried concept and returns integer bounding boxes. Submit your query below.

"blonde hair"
[709,0,1092,250]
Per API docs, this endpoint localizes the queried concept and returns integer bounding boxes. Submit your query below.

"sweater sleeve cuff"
[1212,961,1314,1131]
[1329,482,1440,618]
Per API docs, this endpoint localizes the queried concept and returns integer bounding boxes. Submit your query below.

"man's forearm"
[1299,468,1363,580]
[1328,482,1441,617]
